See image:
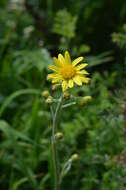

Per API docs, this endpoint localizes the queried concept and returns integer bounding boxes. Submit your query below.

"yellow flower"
[47,51,90,92]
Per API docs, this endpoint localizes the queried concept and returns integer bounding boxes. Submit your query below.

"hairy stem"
[52,95,63,190]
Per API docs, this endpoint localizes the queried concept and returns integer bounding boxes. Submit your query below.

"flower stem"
[52,95,63,190]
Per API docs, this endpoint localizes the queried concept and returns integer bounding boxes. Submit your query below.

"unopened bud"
[55,132,63,140]
[52,84,59,91]
[78,96,92,106]
[45,96,53,104]
[63,92,71,99]
[72,154,79,161]
[42,90,50,98]
[83,96,92,102]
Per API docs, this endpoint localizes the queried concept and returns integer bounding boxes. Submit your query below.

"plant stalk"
[52,95,63,190]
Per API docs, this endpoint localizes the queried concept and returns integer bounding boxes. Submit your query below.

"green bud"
[45,96,53,104]
[78,96,92,106]
[42,90,50,98]
[52,84,59,91]
[55,132,63,140]
[83,96,92,102]
[63,92,71,99]
[72,153,79,161]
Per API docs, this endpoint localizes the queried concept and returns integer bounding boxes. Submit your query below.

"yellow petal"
[77,70,89,75]
[52,78,62,83]
[68,79,74,88]
[73,76,82,86]
[65,51,71,64]
[52,80,57,83]
[76,63,88,71]
[47,73,57,79]
[53,57,62,67]
[48,65,59,72]
[72,57,83,66]
[62,80,68,92]
[58,53,66,65]
[47,73,62,80]
[80,76,90,84]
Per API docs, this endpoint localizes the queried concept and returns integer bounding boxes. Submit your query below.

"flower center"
[60,65,76,79]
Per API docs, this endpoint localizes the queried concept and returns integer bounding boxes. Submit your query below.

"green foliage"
[13,48,52,73]
[87,51,114,68]
[52,9,77,51]
[0,0,126,190]
[112,24,126,49]
[52,9,77,39]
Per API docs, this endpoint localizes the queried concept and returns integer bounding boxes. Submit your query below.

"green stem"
[52,95,63,190]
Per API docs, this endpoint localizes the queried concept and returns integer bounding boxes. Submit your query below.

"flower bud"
[45,96,53,104]
[52,84,59,91]
[72,153,79,161]
[42,90,50,98]
[55,132,63,140]
[63,92,71,99]
[78,96,92,106]
[83,96,92,102]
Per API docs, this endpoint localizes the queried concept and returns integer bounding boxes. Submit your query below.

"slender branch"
[62,102,76,109]
[50,106,54,118]
[59,158,72,184]
[51,95,63,190]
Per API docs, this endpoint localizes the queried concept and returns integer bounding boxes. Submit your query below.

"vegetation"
[0,0,126,190]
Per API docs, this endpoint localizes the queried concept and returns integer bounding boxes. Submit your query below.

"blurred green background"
[0,0,126,190]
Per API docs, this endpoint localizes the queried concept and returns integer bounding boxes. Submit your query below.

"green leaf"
[11,177,28,190]
[0,89,41,117]
[13,48,53,74]
[86,51,113,67]
[52,9,77,39]
[0,120,31,142]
